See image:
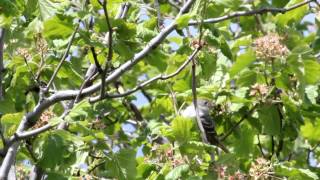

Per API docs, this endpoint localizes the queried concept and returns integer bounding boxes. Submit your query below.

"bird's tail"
[206,133,229,153]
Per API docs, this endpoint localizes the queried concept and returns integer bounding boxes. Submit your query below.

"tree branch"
[14,124,53,140]
[45,23,80,92]
[188,0,313,26]
[90,48,201,102]
[154,0,163,29]
[191,48,209,145]
[90,47,103,74]
[168,0,181,10]
[99,0,114,99]
[221,104,258,141]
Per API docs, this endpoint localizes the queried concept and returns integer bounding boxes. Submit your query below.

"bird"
[181,99,229,153]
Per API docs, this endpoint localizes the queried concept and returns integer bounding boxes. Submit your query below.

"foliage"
[0,0,320,179]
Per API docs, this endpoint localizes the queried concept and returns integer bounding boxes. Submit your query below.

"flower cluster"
[249,83,269,97]
[35,33,48,54]
[253,33,289,60]
[16,48,32,61]
[214,165,246,180]
[249,158,273,179]
[32,110,55,129]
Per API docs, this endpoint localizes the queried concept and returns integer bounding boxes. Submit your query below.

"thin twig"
[251,2,266,34]
[191,47,208,144]
[73,47,104,104]
[188,0,313,26]
[221,104,258,141]
[90,48,201,102]
[25,140,37,162]
[45,23,80,92]
[88,160,106,173]
[73,73,96,104]
[168,0,181,10]
[23,57,37,84]
[141,89,152,103]
[100,0,114,99]
[257,135,266,158]
[154,0,163,29]
[12,124,53,140]
[90,47,103,73]
[271,136,275,158]
[168,85,178,115]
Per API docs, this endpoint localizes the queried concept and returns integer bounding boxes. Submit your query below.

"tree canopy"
[0,0,320,179]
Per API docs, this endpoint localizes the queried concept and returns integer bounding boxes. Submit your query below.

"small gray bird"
[181,99,229,153]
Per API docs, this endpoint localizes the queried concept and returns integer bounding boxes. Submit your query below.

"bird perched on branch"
[181,99,229,153]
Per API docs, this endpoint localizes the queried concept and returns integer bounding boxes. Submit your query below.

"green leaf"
[176,14,192,29]
[144,49,168,72]
[304,60,320,84]
[39,0,60,21]
[301,119,320,141]
[231,35,252,52]
[33,131,76,168]
[0,98,16,114]
[44,15,74,39]
[282,95,303,124]
[237,70,257,87]
[199,52,217,79]
[275,0,308,26]
[305,85,319,104]
[171,116,195,144]
[258,104,281,135]
[219,36,233,61]
[105,149,137,180]
[67,101,91,120]
[49,117,63,126]
[275,164,319,180]
[229,48,256,77]
[272,0,290,7]
[165,164,189,180]
[1,113,23,137]
[233,125,254,157]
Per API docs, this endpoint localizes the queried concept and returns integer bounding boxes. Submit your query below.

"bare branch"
[119,2,131,19]
[220,104,258,141]
[141,89,152,103]
[88,160,106,173]
[221,86,276,141]
[90,47,103,74]
[188,0,313,26]
[0,142,19,179]
[14,124,53,140]
[168,0,181,10]
[90,48,201,102]
[45,23,80,92]
[154,0,163,28]
[77,2,131,103]
[191,48,208,144]
[100,0,114,99]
